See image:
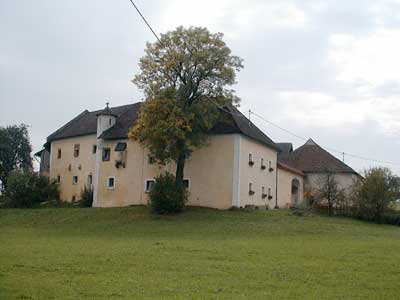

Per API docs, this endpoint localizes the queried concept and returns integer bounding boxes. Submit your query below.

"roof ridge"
[47,110,89,141]
[293,139,358,174]
[227,105,280,151]
[89,103,137,114]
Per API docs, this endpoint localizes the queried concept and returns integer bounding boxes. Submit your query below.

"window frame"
[145,179,155,193]
[57,148,62,159]
[107,176,115,190]
[102,148,111,161]
[92,145,97,154]
[72,176,78,185]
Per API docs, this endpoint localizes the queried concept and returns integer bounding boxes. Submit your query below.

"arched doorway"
[291,179,301,207]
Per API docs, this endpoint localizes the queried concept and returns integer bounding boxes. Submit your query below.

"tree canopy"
[130,26,243,186]
[0,124,32,191]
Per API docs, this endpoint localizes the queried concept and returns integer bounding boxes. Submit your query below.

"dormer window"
[248,153,254,166]
[115,142,127,152]
[248,182,255,195]
[261,158,266,170]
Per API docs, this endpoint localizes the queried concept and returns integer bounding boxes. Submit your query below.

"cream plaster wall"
[93,134,235,209]
[49,135,97,202]
[238,136,278,208]
[277,167,304,208]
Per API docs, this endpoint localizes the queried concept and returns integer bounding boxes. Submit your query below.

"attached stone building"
[277,139,361,204]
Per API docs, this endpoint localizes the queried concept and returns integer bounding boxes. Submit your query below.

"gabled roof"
[99,103,142,140]
[47,102,279,151]
[47,104,137,142]
[209,106,280,151]
[280,138,358,174]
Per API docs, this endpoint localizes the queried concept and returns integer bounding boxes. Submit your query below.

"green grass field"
[1,207,399,300]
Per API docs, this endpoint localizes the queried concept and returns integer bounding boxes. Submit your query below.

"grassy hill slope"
[1,207,399,300]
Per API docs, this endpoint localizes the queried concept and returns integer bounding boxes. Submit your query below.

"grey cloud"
[1,0,399,174]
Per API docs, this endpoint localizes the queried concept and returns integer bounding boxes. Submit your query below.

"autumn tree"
[0,124,32,191]
[129,26,243,187]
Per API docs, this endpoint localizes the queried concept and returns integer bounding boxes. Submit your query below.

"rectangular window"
[107,177,115,189]
[102,148,111,161]
[92,145,97,154]
[74,144,80,157]
[72,176,78,185]
[57,149,62,159]
[183,179,190,190]
[87,174,93,185]
[56,175,61,183]
[145,179,155,193]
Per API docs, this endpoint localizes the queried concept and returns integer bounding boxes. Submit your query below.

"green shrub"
[4,171,59,208]
[353,167,399,223]
[80,185,94,207]
[149,173,188,214]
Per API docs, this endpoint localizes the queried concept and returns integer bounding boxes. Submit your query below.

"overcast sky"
[1,0,400,174]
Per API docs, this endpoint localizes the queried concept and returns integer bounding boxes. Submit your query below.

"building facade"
[38,102,359,210]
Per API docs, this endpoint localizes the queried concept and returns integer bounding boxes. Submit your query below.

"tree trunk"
[175,150,185,188]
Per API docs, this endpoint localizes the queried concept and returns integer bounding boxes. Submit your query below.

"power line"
[128,0,162,43]
[250,110,400,166]
[126,0,400,167]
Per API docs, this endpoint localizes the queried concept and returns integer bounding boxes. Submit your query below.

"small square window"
[107,177,115,189]
[72,176,78,185]
[92,145,97,154]
[145,179,155,193]
[74,144,80,157]
[102,148,111,161]
[57,149,62,159]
